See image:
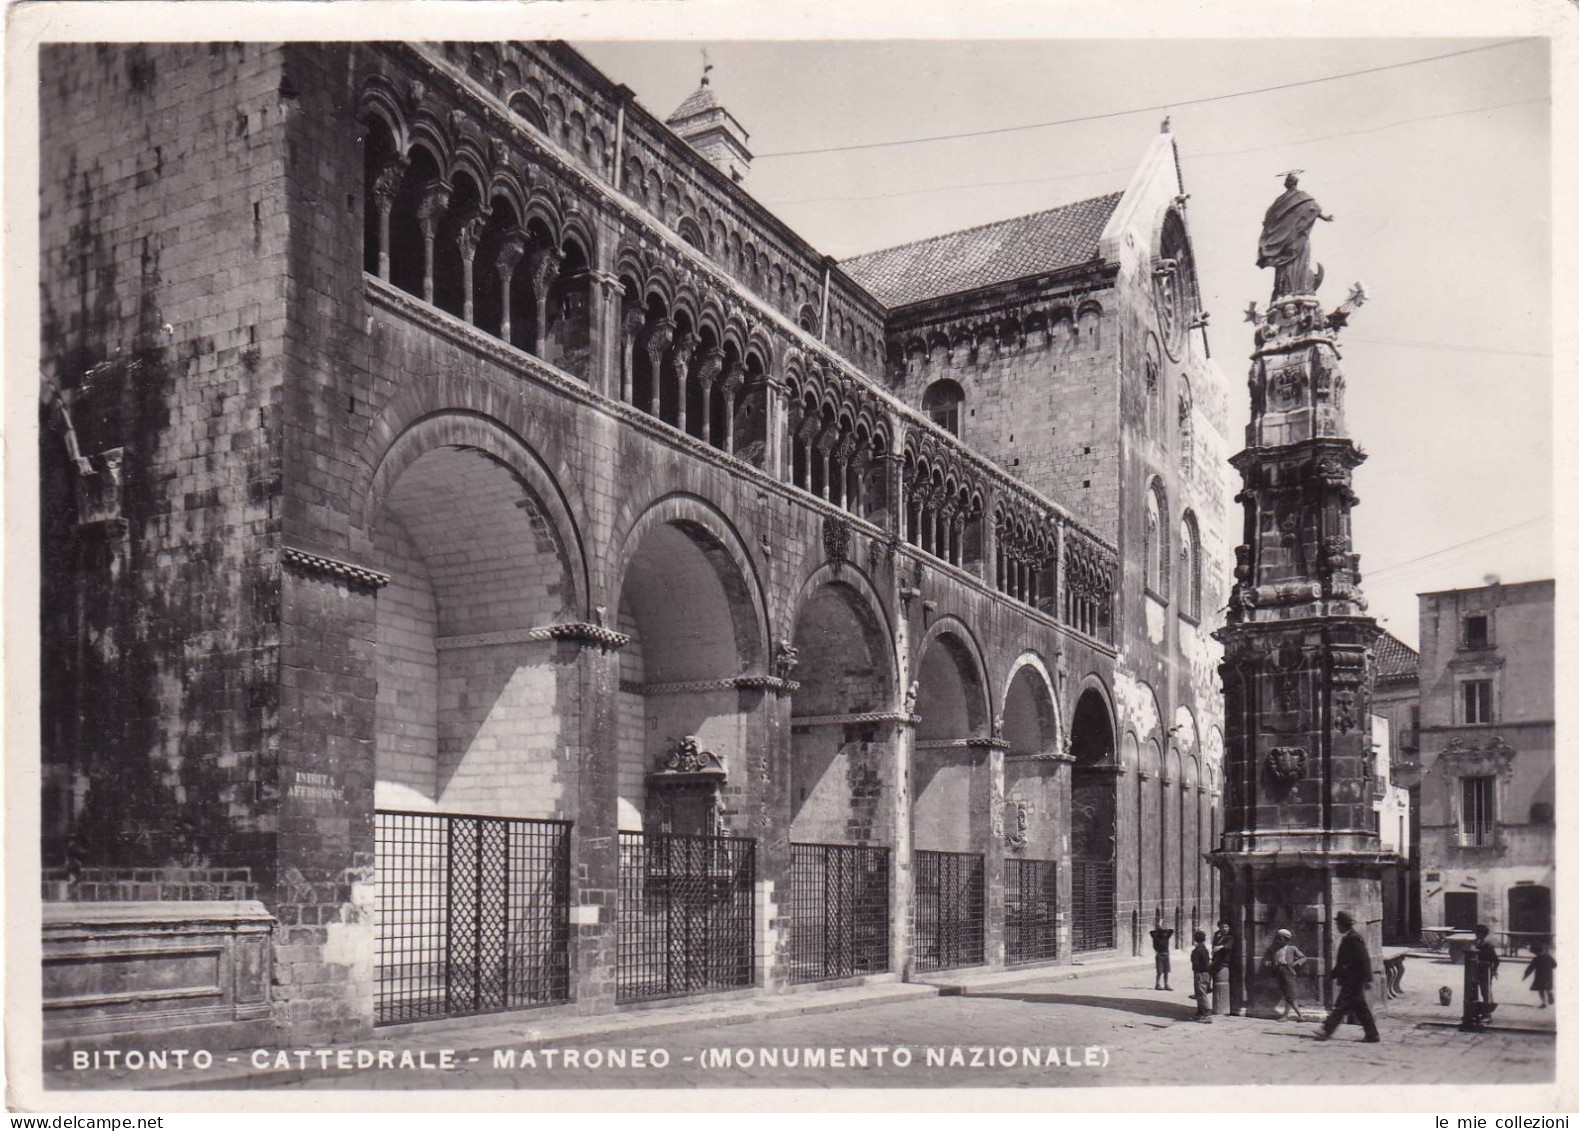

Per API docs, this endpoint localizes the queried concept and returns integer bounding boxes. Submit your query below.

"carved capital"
[414,181,451,238]
[493,229,528,280]
[668,329,697,374]
[641,318,675,360]
[695,346,725,389]
[452,205,489,262]
[526,244,564,294]
[371,156,408,208]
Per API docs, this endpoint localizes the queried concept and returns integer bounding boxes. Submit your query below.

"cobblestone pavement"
[177,957,1555,1091]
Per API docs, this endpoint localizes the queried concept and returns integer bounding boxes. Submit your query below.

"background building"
[1414,579,1554,946]
[1370,630,1421,940]
[38,42,1231,1050]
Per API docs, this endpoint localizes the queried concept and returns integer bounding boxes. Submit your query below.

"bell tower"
[1212,174,1393,1015]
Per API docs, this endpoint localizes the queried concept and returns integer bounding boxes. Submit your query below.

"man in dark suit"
[1317,910,1380,1042]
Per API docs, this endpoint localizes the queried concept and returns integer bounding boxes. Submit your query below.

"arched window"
[677,217,706,253]
[1180,511,1202,621]
[1178,376,1195,476]
[508,92,548,134]
[797,304,819,335]
[923,379,965,438]
[1144,480,1169,601]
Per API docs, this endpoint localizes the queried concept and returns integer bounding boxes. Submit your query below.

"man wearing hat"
[1318,910,1380,1042]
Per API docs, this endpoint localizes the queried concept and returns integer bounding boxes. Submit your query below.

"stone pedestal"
[43,901,275,1053]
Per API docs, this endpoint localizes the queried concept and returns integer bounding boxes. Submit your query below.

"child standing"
[1265,928,1307,1020]
[1150,925,1175,991]
[1190,929,1214,1022]
[1522,942,1555,1008]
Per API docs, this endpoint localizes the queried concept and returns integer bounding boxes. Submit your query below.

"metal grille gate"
[617,831,755,1002]
[374,811,570,1025]
[788,843,890,983]
[1004,857,1059,964]
[912,850,985,972]
[1070,858,1116,952]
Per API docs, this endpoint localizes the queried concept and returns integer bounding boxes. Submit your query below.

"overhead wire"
[761,96,1547,208]
[1361,515,1550,580]
[753,39,1529,160]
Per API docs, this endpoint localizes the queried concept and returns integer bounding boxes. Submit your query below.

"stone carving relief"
[656,735,724,775]
[1265,745,1307,785]
[774,640,800,679]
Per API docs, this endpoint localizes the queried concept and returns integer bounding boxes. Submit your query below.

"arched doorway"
[912,627,989,971]
[1002,661,1061,964]
[613,505,763,1001]
[787,577,895,983]
[368,443,578,1023]
[1070,687,1118,952]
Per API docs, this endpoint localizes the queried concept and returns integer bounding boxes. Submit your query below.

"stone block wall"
[39,42,291,877]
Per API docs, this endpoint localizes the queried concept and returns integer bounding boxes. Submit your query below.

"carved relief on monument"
[1264,745,1307,786]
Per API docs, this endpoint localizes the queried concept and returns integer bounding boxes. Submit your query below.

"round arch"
[1000,652,1061,758]
[366,439,580,820]
[609,493,769,673]
[355,409,590,618]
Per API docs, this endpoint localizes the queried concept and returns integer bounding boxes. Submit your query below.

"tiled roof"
[1372,630,1419,683]
[668,81,720,124]
[840,192,1124,308]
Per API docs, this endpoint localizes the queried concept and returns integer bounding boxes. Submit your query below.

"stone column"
[980,738,1009,968]
[734,680,795,992]
[526,245,565,360]
[587,272,626,400]
[452,205,488,325]
[640,319,675,418]
[619,307,645,404]
[415,181,451,305]
[669,331,697,433]
[493,230,527,344]
[720,362,745,454]
[566,628,627,1012]
[370,156,407,281]
[765,379,787,480]
[695,347,724,445]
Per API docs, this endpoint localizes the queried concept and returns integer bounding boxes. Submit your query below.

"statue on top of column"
[1257,172,1334,301]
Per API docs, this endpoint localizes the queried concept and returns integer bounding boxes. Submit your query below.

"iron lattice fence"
[1004,857,1059,964]
[787,843,891,983]
[617,831,756,1002]
[1071,858,1116,953]
[912,850,985,972]
[374,810,570,1025]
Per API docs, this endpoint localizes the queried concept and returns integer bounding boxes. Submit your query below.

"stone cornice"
[790,711,913,728]
[915,737,1007,752]
[282,546,391,591]
[438,622,630,651]
[619,674,798,696]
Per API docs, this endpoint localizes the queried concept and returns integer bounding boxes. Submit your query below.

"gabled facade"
[39,42,1231,1051]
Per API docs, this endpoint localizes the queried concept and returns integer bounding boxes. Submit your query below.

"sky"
[576,38,1553,650]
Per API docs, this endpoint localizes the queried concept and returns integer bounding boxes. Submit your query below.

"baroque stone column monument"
[1211,174,1392,1016]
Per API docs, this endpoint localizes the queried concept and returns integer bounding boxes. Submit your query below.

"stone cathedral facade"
[38,42,1232,1050]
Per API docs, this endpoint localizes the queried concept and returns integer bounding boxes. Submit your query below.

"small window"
[922,379,964,438]
[1459,776,1495,846]
[1463,614,1489,649]
[1463,679,1493,725]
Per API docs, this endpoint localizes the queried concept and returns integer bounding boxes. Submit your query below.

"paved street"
[55,955,1554,1092]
